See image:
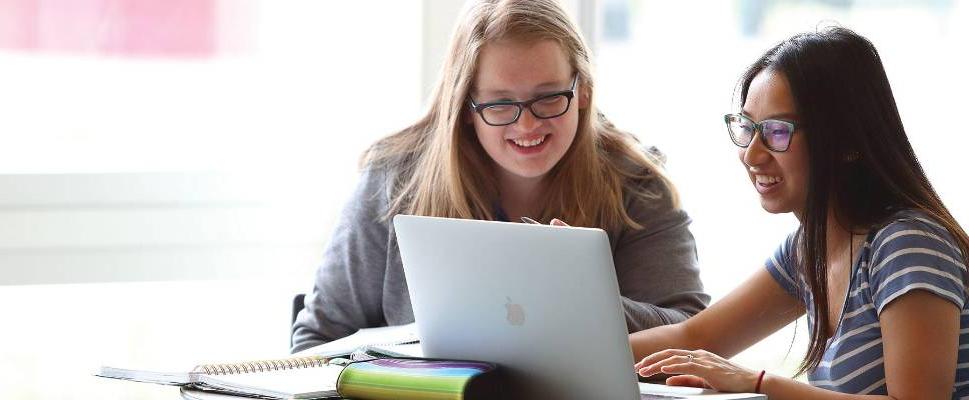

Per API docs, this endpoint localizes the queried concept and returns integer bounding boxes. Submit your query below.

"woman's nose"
[741,133,771,167]
[514,107,541,131]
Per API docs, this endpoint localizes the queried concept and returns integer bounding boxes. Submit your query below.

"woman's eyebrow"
[475,89,515,98]
[741,110,798,121]
[475,79,570,98]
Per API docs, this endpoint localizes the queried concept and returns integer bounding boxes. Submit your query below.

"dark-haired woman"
[629,27,969,399]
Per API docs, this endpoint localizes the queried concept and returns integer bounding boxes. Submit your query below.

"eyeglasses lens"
[761,120,792,151]
[531,95,569,118]
[728,116,755,146]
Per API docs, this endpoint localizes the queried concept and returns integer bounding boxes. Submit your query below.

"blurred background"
[0,0,965,398]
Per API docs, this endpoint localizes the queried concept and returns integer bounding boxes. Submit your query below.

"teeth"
[755,175,784,184]
[512,135,546,147]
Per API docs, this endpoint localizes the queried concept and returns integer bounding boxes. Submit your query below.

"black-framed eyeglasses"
[724,113,797,152]
[468,74,578,126]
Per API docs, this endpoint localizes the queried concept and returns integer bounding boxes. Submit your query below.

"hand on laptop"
[550,218,569,226]
[634,349,762,393]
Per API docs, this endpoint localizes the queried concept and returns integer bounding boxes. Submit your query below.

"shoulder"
[613,144,667,187]
[872,209,954,235]
[778,229,800,261]
[340,164,399,225]
[620,145,676,212]
[866,209,968,313]
[775,230,802,275]
[869,209,964,261]
[765,230,804,297]
[356,165,394,202]
[611,146,689,242]
[612,144,667,174]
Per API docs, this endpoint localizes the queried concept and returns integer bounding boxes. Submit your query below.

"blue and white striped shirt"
[766,209,969,397]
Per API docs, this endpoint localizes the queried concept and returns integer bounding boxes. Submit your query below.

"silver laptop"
[393,215,766,400]
[394,214,638,399]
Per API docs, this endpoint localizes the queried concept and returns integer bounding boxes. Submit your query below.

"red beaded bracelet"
[755,370,767,394]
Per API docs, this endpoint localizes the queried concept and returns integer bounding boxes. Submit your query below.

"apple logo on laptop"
[505,296,525,326]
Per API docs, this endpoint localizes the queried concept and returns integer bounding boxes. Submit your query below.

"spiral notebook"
[177,357,503,400]
[96,323,420,399]
[97,355,343,399]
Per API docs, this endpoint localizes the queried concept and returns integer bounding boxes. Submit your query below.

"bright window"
[0,2,422,399]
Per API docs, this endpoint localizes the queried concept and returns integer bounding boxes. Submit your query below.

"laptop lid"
[393,215,640,400]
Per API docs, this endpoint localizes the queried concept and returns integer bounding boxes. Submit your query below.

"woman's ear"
[577,84,591,109]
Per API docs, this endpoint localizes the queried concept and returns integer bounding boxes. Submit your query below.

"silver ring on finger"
[686,354,695,363]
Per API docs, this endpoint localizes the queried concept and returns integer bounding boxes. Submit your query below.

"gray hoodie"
[291,163,709,352]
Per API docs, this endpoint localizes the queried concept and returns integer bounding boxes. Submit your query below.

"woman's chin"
[508,168,552,181]
[493,158,558,181]
[759,200,793,215]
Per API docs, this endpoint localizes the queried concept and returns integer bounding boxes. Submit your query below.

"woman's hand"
[634,349,761,393]
[550,218,569,226]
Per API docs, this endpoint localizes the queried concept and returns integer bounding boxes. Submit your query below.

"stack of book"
[95,323,502,400]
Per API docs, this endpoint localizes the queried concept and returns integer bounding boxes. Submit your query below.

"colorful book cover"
[336,358,500,400]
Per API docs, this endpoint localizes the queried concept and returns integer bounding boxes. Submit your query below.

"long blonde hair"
[362,0,677,230]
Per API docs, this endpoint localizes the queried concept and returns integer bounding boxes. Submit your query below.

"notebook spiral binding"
[193,355,328,376]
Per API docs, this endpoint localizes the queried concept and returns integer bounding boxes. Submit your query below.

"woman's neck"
[794,206,859,255]
[824,210,869,263]
[497,171,548,221]
[826,214,852,253]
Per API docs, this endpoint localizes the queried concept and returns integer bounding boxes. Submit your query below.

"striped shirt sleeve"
[765,232,800,299]
[869,217,968,315]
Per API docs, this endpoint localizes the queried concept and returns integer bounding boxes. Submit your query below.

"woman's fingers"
[637,351,698,377]
[640,350,760,393]
[635,349,693,371]
[550,218,569,226]
[665,374,710,389]
[660,360,709,376]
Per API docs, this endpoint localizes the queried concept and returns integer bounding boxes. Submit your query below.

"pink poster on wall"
[0,0,224,58]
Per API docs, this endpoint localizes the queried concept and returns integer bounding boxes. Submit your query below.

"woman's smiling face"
[470,39,585,184]
[739,70,810,216]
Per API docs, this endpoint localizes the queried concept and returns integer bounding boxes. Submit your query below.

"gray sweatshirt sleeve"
[613,175,710,332]
[291,168,394,353]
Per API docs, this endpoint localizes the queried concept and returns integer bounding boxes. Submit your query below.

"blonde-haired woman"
[291,0,709,352]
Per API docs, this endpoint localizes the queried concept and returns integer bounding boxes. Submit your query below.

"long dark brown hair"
[736,26,969,376]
